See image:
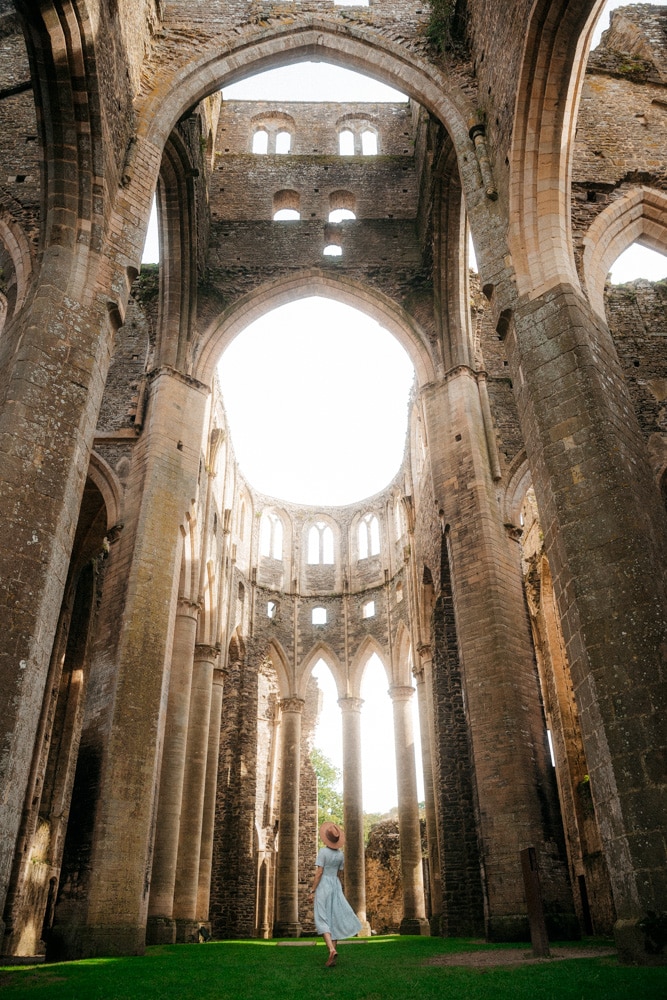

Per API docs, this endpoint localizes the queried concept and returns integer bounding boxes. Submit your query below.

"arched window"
[358,513,380,559]
[252,129,268,154]
[339,129,354,156]
[275,130,292,154]
[274,208,300,220]
[323,243,342,257]
[361,129,378,155]
[308,521,334,564]
[260,511,283,559]
[312,606,327,625]
[273,189,300,220]
[328,208,356,222]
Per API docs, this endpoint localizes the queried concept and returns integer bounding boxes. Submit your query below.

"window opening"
[141,195,159,264]
[275,130,291,154]
[362,600,375,619]
[323,244,343,257]
[252,129,269,154]
[361,129,378,155]
[609,243,667,284]
[339,129,354,156]
[312,606,327,625]
[308,521,334,564]
[328,208,356,222]
[260,511,283,559]
[358,513,380,559]
[267,600,278,619]
[396,582,403,603]
[274,208,300,220]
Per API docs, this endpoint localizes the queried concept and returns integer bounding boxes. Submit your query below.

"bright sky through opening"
[218,299,415,507]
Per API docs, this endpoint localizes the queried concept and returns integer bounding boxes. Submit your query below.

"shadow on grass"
[1,936,665,1000]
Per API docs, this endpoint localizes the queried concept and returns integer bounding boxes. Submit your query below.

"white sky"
[139,0,665,814]
[218,298,415,507]
[312,654,424,815]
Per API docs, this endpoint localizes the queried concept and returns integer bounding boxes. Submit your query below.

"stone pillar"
[48,367,210,959]
[173,644,217,942]
[390,685,430,936]
[196,661,224,928]
[0,278,116,937]
[413,649,443,925]
[422,369,574,941]
[273,697,304,938]
[147,599,199,945]
[338,696,371,935]
[509,288,667,962]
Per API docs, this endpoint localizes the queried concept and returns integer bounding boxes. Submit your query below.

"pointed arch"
[297,642,344,699]
[502,450,533,527]
[264,638,292,698]
[582,187,667,319]
[86,451,123,532]
[509,0,607,298]
[138,19,473,165]
[349,634,389,696]
[0,211,33,323]
[392,619,413,687]
[196,269,434,386]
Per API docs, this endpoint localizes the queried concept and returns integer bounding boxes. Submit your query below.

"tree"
[310,747,343,829]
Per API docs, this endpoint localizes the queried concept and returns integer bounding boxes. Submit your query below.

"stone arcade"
[0,0,666,968]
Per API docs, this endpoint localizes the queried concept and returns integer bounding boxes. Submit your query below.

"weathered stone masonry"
[0,0,665,969]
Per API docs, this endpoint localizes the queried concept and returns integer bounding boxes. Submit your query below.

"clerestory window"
[308,521,334,564]
[358,513,380,559]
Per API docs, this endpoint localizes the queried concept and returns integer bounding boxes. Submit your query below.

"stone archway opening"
[217,296,415,508]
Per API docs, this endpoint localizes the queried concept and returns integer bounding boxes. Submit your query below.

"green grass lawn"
[1,936,666,1000]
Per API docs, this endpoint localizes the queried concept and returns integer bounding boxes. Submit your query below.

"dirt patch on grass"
[426,946,616,968]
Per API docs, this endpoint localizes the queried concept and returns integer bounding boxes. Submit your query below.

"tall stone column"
[273,697,304,938]
[0,276,117,938]
[48,367,210,959]
[509,288,667,962]
[390,685,429,935]
[413,650,442,925]
[338,696,370,935]
[147,599,199,944]
[173,644,217,942]
[196,661,224,927]
[421,369,574,941]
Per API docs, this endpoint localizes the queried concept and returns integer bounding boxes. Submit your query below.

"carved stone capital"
[338,696,364,713]
[389,684,415,703]
[280,697,305,714]
[194,643,220,662]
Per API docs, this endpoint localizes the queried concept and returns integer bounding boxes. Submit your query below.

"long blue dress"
[313,846,362,940]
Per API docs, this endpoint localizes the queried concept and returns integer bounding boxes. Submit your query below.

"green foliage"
[426,0,456,52]
[1,937,666,1000]
[310,746,343,829]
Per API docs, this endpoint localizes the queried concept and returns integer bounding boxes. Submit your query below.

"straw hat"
[319,821,345,849]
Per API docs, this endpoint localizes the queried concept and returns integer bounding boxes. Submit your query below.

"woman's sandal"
[325,950,337,967]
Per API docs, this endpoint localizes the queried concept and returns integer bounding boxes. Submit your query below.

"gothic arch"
[297,642,344,700]
[86,451,123,533]
[195,269,435,386]
[502,450,533,527]
[391,620,413,687]
[265,638,292,699]
[17,2,105,293]
[137,19,473,161]
[154,129,200,369]
[582,187,667,319]
[0,211,33,323]
[349,635,389,697]
[509,0,608,298]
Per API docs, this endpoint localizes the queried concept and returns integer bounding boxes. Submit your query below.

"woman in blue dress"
[309,822,362,967]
